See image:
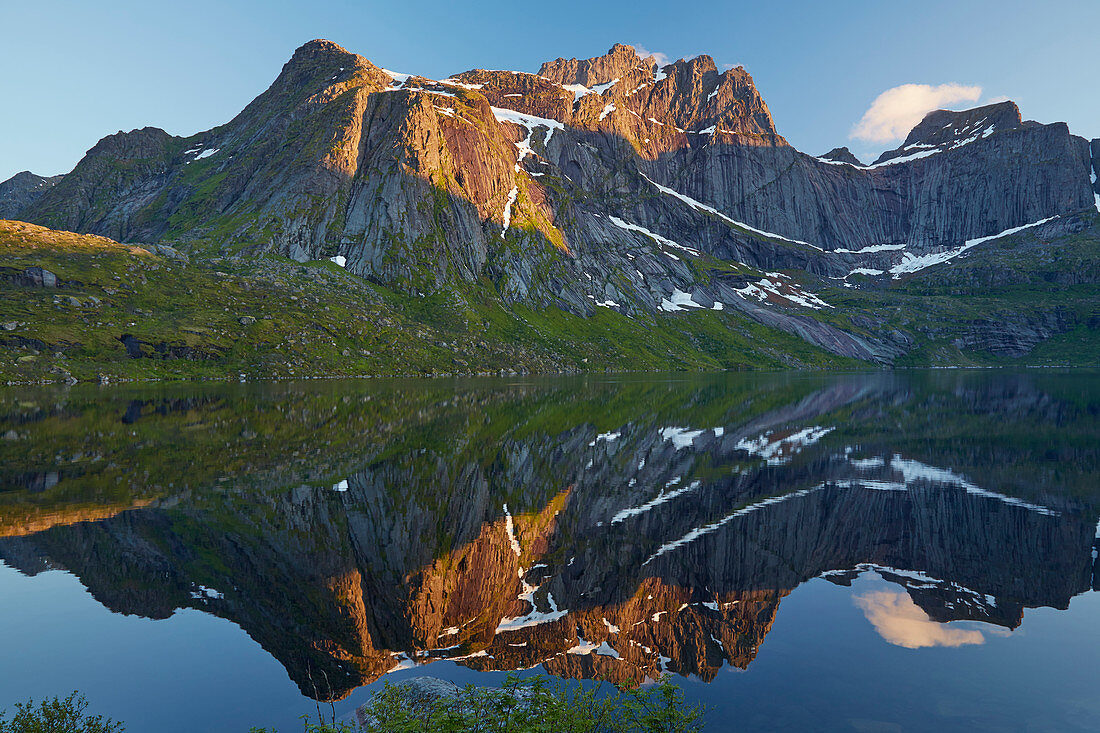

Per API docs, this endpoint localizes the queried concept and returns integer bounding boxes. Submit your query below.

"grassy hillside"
[0,220,857,383]
[4,211,1099,384]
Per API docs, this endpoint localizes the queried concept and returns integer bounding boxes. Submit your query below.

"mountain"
[818,147,862,166]
[2,40,1100,378]
[0,171,63,219]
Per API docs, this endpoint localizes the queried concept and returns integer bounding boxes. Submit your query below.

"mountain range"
[3,39,1100,379]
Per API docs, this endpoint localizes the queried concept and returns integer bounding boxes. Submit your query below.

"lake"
[1,370,1098,732]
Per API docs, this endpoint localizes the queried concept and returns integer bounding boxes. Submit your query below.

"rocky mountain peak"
[289,38,356,64]
[647,57,782,143]
[874,101,1024,164]
[0,171,64,219]
[538,43,654,87]
[907,101,1023,144]
[86,126,174,158]
[818,147,862,166]
[679,53,719,77]
[266,38,385,99]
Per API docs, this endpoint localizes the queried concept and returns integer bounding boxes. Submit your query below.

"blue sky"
[2,0,1098,181]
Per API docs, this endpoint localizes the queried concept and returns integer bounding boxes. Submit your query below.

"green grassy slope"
[0,221,858,383]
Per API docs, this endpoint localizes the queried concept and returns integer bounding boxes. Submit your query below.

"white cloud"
[854,590,987,649]
[850,83,983,143]
[633,45,671,69]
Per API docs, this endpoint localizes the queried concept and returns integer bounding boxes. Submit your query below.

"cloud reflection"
[854,590,985,649]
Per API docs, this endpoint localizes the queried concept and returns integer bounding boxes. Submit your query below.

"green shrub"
[5,676,706,733]
[0,692,123,733]
[347,674,703,733]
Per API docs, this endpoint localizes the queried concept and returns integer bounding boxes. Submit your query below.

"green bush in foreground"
[0,692,123,733]
[253,674,706,733]
[2,675,704,733]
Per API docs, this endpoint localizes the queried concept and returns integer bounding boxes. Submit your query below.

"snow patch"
[381,69,412,86]
[607,216,699,256]
[733,276,832,310]
[849,456,886,469]
[736,426,835,465]
[644,486,824,564]
[190,585,223,600]
[495,590,568,632]
[501,187,519,238]
[639,173,821,250]
[610,480,701,524]
[491,107,566,147]
[834,243,906,254]
[890,216,1059,278]
[660,426,706,449]
[889,456,1057,515]
[589,431,621,446]
[846,267,884,278]
[440,78,484,90]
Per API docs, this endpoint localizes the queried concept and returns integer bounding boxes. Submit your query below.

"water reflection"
[1,371,1097,702]
[854,590,989,649]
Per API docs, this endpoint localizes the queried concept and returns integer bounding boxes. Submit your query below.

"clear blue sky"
[2,0,1098,181]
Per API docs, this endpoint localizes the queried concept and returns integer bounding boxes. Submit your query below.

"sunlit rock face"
[1,371,1098,700]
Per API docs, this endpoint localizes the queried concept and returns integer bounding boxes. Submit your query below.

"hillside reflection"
[1,371,1098,701]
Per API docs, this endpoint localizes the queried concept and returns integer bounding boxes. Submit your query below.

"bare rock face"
[1091,138,1100,201]
[448,69,575,121]
[538,42,654,88]
[0,171,63,219]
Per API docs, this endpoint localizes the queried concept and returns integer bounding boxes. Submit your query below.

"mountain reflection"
[1,372,1098,701]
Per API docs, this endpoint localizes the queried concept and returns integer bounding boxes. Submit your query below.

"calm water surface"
[1,371,1097,732]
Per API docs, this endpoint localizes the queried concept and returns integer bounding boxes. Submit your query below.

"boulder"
[23,267,57,287]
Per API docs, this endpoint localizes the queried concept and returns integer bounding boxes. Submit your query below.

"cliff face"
[5,40,1100,365]
[1092,138,1100,207]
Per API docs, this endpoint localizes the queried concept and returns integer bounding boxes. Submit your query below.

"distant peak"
[907,101,1022,144]
[819,147,863,166]
[873,101,1024,165]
